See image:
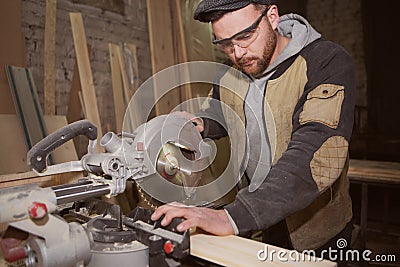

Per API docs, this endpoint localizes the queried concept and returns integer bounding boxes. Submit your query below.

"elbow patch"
[310,136,348,192]
[299,84,344,129]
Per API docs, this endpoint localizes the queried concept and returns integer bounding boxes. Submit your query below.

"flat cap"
[194,0,274,22]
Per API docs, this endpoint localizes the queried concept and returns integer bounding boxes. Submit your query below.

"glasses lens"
[216,28,259,53]
[233,28,259,47]
[217,41,234,53]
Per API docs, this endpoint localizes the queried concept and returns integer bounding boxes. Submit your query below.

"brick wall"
[21,0,152,133]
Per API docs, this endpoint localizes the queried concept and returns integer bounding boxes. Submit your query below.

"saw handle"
[27,119,97,173]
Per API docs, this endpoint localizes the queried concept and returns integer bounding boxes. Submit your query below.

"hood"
[264,13,321,74]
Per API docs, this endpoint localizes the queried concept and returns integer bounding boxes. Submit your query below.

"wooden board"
[124,43,140,96]
[109,43,125,132]
[191,234,337,267]
[66,45,91,125]
[348,159,400,184]
[179,0,217,111]
[113,43,143,132]
[0,0,25,114]
[172,0,193,111]
[44,0,57,115]
[146,0,181,115]
[69,13,102,139]
[115,44,130,106]
[0,171,83,189]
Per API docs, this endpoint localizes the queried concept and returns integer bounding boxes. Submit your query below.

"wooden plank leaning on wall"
[110,43,141,132]
[69,12,103,144]
[171,0,193,112]
[146,0,181,115]
[109,43,125,133]
[44,0,57,115]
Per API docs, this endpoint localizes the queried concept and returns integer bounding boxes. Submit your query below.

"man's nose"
[233,44,247,59]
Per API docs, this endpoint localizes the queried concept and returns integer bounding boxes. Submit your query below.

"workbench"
[348,159,400,250]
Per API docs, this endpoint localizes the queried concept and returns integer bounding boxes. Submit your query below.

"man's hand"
[151,202,234,235]
[172,111,204,133]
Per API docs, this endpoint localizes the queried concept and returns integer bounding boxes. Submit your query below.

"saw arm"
[26,115,214,202]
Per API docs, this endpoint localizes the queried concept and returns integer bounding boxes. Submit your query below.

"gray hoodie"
[245,14,321,192]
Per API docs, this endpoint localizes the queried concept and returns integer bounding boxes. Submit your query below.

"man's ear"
[267,5,279,30]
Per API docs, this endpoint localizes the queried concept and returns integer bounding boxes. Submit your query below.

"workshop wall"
[306,0,368,158]
[21,0,152,133]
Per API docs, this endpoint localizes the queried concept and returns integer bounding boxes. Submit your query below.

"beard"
[235,25,277,78]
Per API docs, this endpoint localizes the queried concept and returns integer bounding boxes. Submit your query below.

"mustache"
[236,57,259,65]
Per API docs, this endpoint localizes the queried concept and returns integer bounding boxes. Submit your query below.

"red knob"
[28,202,48,219]
[137,142,144,151]
[163,240,174,254]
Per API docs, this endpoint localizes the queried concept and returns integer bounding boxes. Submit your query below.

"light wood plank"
[124,43,140,96]
[173,0,193,111]
[146,0,181,115]
[115,44,130,106]
[115,43,142,131]
[109,43,125,132]
[69,13,102,139]
[44,0,57,115]
[191,234,337,267]
[66,46,90,125]
[0,171,83,189]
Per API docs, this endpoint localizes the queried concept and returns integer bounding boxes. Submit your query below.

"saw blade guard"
[128,114,215,205]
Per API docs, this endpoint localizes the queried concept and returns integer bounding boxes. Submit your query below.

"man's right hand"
[151,202,234,235]
[172,111,204,133]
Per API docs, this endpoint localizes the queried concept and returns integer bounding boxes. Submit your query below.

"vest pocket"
[299,84,344,129]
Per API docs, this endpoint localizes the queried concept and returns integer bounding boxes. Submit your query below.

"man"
[151,0,355,262]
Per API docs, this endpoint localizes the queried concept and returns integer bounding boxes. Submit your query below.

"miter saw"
[0,114,216,267]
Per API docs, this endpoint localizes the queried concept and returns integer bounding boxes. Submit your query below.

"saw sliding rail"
[52,180,111,204]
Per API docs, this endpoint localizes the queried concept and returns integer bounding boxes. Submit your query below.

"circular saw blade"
[156,142,202,195]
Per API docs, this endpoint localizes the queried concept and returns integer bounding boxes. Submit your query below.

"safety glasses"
[212,6,270,53]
